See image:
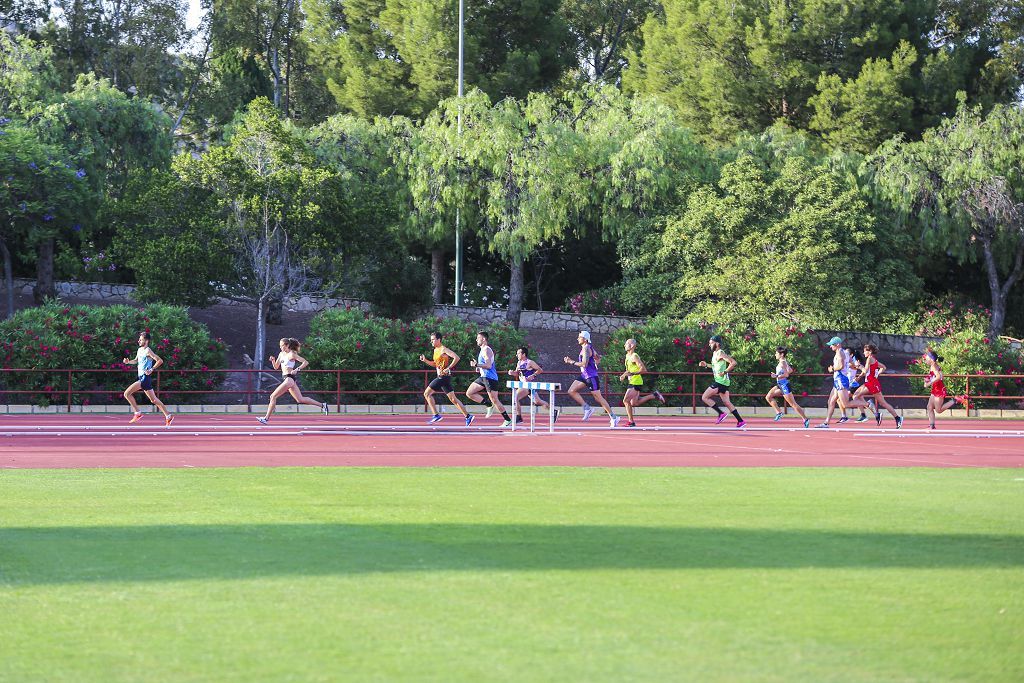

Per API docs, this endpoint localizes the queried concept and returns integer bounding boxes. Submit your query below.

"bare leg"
[143,390,170,418]
[766,386,783,414]
[263,381,292,420]
[783,392,807,420]
[487,390,506,414]
[623,388,637,422]
[927,395,938,427]
[825,388,838,423]
[424,388,439,415]
[444,391,470,418]
[123,382,142,413]
[466,382,486,404]
[590,390,615,417]
[287,386,323,407]
[874,393,899,419]
[567,380,589,408]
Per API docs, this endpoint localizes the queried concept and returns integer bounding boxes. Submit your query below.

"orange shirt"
[433,346,450,376]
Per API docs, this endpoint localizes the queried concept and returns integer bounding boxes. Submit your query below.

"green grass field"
[2,468,1022,682]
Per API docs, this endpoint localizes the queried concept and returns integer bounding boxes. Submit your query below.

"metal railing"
[2,367,1023,411]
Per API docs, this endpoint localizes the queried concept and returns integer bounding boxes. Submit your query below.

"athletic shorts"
[625,383,648,394]
[776,379,792,395]
[849,380,860,390]
[708,381,730,393]
[137,374,153,391]
[865,379,882,395]
[833,374,851,391]
[472,376,500,392]
[282,373,300,388]
[428,375,455,394]
[579,376,601,392]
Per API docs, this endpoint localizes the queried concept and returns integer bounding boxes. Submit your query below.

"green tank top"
[626,354,643,386]
[712,356,730,386]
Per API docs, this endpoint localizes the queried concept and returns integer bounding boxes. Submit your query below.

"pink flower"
[82,335,91,342]
[355,342,363,349]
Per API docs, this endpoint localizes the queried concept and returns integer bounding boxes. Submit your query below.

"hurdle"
[507,380,560,434]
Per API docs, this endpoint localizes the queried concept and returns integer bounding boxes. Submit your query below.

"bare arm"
[145,350,164,373]
[721,352,738,373]
[293,354,309,372]
[444,348,460,373]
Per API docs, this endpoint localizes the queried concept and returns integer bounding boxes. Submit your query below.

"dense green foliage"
[0,300,226,404]
[301,308,527,403]
[907,332,1024,407]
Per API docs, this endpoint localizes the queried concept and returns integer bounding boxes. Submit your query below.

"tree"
[871,100,1024,337]
[655,133,922,328]
[625,0,1022,146]
[179,98,337,369]
[559,0,659,84]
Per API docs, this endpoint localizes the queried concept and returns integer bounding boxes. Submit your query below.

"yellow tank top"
[433,346,450,375]
[626,353,643,386]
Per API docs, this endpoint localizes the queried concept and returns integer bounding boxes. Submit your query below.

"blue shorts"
[137,374,153,391]
[776,379,792,395]
[833,374,850,391]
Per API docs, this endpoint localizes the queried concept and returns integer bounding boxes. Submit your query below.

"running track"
[2,414,1023,468]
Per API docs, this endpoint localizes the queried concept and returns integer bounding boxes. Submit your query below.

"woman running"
[507,346,557,423]
[698,335,745,428]
[764,347,809,428]
[123,331,174,426]
[620,338,665,427]
[854,344,903,428]
[257,338,329,424]
[922,348,967,429]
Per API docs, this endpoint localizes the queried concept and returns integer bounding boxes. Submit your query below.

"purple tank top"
[579,346,599,379]
[517,360,536,379]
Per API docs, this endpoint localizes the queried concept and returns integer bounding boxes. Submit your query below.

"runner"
[853,343,903,428]
[122,331,174,426]
[816,336,852,429]
[764,346,810,428]
[922,348,968,429]
[419,331,474,426]
[697,335,746,428]
[507,346,557,422]
[844,346,871,423]
[257,338,329,424]
[563,330,620,427]
[466,331,514,427]
[619,338,665,427]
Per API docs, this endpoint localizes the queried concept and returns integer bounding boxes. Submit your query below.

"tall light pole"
[454,0,465,306]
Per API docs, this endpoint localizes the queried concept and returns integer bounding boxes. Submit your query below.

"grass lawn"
[1,468,1022,682]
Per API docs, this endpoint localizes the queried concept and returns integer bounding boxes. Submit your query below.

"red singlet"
[864,358,882,395]
[927,370,947,398]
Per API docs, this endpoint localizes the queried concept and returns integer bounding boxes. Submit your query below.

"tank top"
[579,345,599,379]
[517,359,536,380]
[775,360,789,382]
[712,354,730,386]
[277,352,298,376]
[477,346,499,381]
[433,346,451,376]
[626,353,644,386]
[136,347,154,378]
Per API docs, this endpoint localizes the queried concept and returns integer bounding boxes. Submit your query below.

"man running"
[816,336,852,429]
[507,346,557,422]
[620,338,665,427]
[697,335,745,428]
[123,331,174,426]
[419,331,474,426]
[466,331,514,427]
[564,330,619,427]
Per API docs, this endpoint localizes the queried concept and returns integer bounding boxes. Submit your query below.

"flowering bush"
[0,300,227,405]
[883,297,992,337]
[906,331,1024,408]
[607,317,820,405]
[302,308,527,403]
[556,286,622,316]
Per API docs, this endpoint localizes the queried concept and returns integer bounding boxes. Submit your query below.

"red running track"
[2,413,1023,469]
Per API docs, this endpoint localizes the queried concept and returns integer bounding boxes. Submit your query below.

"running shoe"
[855,415,869,423]
[867,398,877,412]
[501,419,512,428]
[715,413,727,424]
[955,394,969,407]
[736,419,747,428]
[875,412,882,426]
[165,414,174,428]
[515,415,523,424]
[256,417,269,425]
[428,413,443,424]
[803,419,810,429]
[609,415,621,428]
[553,409,560,423]
[321,402,329,416]
[895,415,904,430]
[464,414,474,427]
[582,405,594,421]
[653,390,666,404]
[773,412,783,422]
[626,421,636,427]
[814,422,829,429]
[485,406,494,419]
[837,416,850,424]
[929,423,936,430]
[129,412,144,424]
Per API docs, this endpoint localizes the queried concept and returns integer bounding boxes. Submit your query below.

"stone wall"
[11,278,943,351]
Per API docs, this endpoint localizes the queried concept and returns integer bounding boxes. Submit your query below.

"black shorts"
[428,375,455,394]
[625,384,649,394]
[137,374,153,391]
[708,381,730,394]
[472,376,500,392]
[282,373,300,388]
[577,376,600,392]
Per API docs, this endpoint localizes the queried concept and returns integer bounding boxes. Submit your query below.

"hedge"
[302,308,527,403]
[0,300,227,405]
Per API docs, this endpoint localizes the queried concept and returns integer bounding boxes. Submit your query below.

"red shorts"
[930,381,947,398]
[865,379,882,395]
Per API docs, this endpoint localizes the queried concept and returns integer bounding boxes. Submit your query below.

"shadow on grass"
[2,524,1022,585]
